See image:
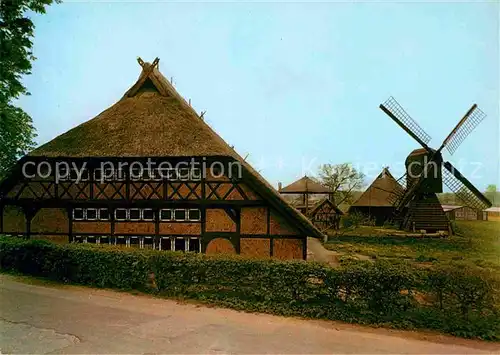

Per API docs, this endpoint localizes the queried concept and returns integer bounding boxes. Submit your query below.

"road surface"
[0,274,498,354]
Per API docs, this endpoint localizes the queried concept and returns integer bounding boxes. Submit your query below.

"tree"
[317,163,365,206]
[485,184,498,206]
[0,0,59,179]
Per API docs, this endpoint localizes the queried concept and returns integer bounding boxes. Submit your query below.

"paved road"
[1,275,498,354]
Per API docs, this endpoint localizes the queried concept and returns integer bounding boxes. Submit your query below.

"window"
[143,236,154,249]
[115,208,128,221]
[160,209,172,221]
[160,237,172,251]
[86,208,98,221]
[87,236,97,244]
[73,208,85,221]
[188,237,201,253]
[99,208,110,221]
[188,209,201,221]
[116,236,126,246]
[175,237,186,251]
[142,209,155,221]
[129,236,140,248]
[174,209,186,221]
[129,208,141,221]
[73,235,83,243]
[100,236,110,245]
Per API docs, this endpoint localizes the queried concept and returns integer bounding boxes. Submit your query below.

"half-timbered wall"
[0,156,307,259]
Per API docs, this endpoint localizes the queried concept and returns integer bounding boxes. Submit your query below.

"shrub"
[0,237,498,340]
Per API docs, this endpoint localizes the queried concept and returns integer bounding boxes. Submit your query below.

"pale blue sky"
[19,0,499,190]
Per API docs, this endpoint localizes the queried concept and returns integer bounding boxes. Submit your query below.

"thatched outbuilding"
[278,176,342,230]
[0,58,324,260]
[348,168,403,225]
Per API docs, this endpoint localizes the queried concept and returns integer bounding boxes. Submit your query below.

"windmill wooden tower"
[379,97,492,232]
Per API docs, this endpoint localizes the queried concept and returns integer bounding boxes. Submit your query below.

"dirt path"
[1,274,498,354]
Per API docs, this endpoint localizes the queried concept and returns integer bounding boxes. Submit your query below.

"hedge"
[0,237,498,340]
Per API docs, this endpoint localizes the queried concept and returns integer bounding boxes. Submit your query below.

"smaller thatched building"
[348,168,403,225]
[278,176,342,230]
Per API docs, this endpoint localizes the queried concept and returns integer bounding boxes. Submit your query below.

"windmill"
[379,97,492,233]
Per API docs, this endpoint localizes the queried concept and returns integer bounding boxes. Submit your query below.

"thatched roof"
[350,168,403,207]
[279,176,330,194]
[28,57,323,238]
[309,198,343,216]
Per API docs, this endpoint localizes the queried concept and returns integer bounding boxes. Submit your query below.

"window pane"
[73,209,85,220]
[116,236,126,246]
[130,237,140,248]
[73,235,83,243]
[174,209,186,221]
[142,209,155,221]
[160,209,172,221]
[99,236,110,245]
[87,236,97,244]
[129,209,141,220]
[99,209,110,220]
[144,237,154,249]
[188,238,200,253]
[174,238,186,251]
[86,208,98,220]
[160,237,172,251]
[115,209,128,221]
[188,209,200,221]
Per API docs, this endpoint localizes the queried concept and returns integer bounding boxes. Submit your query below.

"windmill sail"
[442,104,486,155]
[380,96,432,150]
[442,162,492,210]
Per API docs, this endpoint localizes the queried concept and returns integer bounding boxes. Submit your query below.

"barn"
[278,176,342,230]
[348,168,403,226]
[0,58,323,260]
[442,205,488,221]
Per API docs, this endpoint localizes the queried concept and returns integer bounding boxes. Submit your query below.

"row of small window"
[72,208,201,222]
[73,235,201,252]
[60,167,202,182]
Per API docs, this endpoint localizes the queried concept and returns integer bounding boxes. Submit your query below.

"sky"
[18,0,499,191]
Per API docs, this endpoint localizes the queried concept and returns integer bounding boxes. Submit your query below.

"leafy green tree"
[317,163,365,205]
[0,0,59,179]
[485,184,498,206]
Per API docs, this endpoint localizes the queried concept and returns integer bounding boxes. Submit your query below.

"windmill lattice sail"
[443,105,486,155]
[380,96,432,148]
[442,163,492,210]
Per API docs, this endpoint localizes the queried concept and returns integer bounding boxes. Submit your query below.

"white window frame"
[141,208,155,221]
[173,209,187,221]
[98,208,110,221]
[86,208,98,221]
[159,236,170,251]
[187,209,201,221]
[160,209,173,221]
[174,236,187,251]
[188,237,201,253]
[129,208,141,221]
[73,208,85,221]
[115,208,129,221]
[129,236,140,248]
[115,236,126,246]
[143,236,154,250]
